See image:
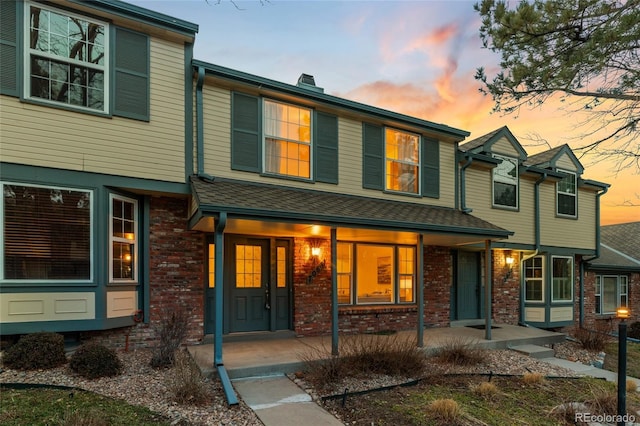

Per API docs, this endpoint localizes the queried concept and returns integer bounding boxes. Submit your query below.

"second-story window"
[264,100,312,179]
[385,128,420,194]
[493,154,518,208]
[26,2,108,113]
[557,171,577,217]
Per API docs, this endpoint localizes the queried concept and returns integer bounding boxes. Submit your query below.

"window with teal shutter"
[231,92,261,172]
[0,0,19,96]
[422,137,440,199]
[113,27,150,121]
[314,111,338,184]
[362,123,384,190]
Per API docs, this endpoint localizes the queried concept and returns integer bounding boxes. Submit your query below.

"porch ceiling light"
[503,255,514,283]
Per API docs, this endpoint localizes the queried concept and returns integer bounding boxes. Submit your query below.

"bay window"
[524,256,544,302]
[2,182,92,281]
[552,256,573,302]
[110,195,137,282]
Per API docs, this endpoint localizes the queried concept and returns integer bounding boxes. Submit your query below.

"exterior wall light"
[311,247,321,257]
[503,255,514,283]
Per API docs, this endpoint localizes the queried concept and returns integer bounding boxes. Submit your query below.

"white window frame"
[551,255,573,302]
[492,154,518,209]
[384,128,421,195]
[556,170,577,218]
[109,194,138,284]
[523,255,544,302]
[262,99,313,180]
[1,181,94,283]
[596,274,629,315]
[23,1,110,113]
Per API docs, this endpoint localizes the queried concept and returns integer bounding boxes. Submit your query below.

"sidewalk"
[540,356,640,386]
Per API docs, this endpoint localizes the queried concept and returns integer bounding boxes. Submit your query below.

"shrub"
[150,308,190,369]
[627,380,637,393]
[587,387,617,416]
[572,322,613,351]
[433,337,484,366]
[522,372,545,385]
[70,343,122,379]
[300,334,426,390]
[628,322,640,340]
[427,398,462,422]
[168,349,209,405]
[471,381,498,398]
[2,332,66,370]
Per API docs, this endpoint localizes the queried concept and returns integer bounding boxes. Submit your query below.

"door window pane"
[236,244,262,288]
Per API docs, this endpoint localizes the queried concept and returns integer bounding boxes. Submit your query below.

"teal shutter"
[231,92,261,172]
[314,111,338,184]
[0,0,19,96]
[422,137,440,198]
[362,123,384,190]
[113,27,149,121]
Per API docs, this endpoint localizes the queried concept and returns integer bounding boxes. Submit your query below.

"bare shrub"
[572,322,613,351]
[150,308,190,369]
[587,387,617,416]
[627,380,638,393]
[522,372,545,385]
[168,349,209,405]
[471,381,498,398]
[427,398,462,422]
[62,409,109,426]
[299,334,426,389]
[433,337,484,366]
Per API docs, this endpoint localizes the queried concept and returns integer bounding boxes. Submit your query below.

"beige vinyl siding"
[200,84,455,208]
[0,292,95,323]
[0,38,186,183]
[491,136,520,157]
[539,185,596,249]
[464,167,535,244]
[556,152,577,171]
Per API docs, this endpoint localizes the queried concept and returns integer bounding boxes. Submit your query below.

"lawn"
[0,385,173,426]
[604,341,640,378]
[323,375,640,425]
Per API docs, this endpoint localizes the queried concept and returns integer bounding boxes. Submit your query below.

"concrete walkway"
[540,356,640,386]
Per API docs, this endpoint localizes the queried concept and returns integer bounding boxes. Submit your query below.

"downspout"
[485,239,492,340]
[579,185,609,327]
[459,155,473,214]
[214,212,237,405]
[195,66,214,180]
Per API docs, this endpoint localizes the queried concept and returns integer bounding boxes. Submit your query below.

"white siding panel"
[200,85,454,208]
[0,38,187,183]
[525,307,545,322]
[1,292,95,322]
[550,306,573,322]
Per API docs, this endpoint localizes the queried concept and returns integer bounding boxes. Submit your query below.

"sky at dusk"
[129,0,639,225]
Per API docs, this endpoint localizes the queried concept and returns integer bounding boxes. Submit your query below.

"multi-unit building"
[0,0,613,349]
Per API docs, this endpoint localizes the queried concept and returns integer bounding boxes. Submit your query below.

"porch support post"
[331,227,339,356]
[214,212,227,366]
[417,234,424,347]
[484,239,492,340]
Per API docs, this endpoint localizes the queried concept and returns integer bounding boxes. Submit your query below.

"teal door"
[456,251,481,320]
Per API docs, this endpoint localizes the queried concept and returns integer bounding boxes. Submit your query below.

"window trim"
[337,242,416,306]
[523,255,544,303]
[551,255,573,303]
[595,274,628,315]
[262,98,313,181]
[492,154,518,210]
[1,181,94,284]
[109,193,138,284]
[23,0,110,114]
[384,127,421,195]
[556,170,577,218]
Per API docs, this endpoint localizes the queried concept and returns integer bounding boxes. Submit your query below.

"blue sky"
[129,0,639,224]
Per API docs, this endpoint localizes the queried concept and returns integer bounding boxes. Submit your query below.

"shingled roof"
[524,144,566,166]
[588,222,640,271]
[190,176,511,238]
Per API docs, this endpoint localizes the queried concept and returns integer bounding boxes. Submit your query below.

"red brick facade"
[492,250,521,325]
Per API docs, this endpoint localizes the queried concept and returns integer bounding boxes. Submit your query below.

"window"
[493,154,518,208]
[110,195,137,282]
[264,100,312,179]
[385,128,420,194]
[524,256,544,302]
[557,171,577,217]
[551,256,573,302]
[208,243,215,288]
[25,2,108,113]
[2,183,92,281]
[338,243,415,305]
[235,244,262,288]
[596,275,628,315]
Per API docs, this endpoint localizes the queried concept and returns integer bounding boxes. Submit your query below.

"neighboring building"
[0,1,609,348]
[585,222,640,325]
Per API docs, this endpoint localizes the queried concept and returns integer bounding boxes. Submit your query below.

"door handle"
[265,286,271,310]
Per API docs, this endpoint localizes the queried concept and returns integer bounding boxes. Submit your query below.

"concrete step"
[511,344,555,359]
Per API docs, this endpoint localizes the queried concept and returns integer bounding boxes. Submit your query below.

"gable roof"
[588,222,640,271]
[190,176,512,239]
[525,144,584,174]
[459,126,528,159]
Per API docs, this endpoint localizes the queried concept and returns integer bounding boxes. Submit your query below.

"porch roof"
[190,176,512,239]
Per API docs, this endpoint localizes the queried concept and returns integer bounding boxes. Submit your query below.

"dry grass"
[587,387,617,416]
[427,398,462,422]
[627,380,638,393]
[433,337,484,366]
[471,381,498,398]
[522,372,545,385]
[62,409,109,426]
[572,322,613,351]
[167,349,209,405]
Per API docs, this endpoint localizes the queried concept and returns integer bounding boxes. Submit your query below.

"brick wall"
[492,250,520,325]
[424,246,451,328]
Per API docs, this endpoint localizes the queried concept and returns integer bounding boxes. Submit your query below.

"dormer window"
[492,154,518,208]
[557,170,577,217]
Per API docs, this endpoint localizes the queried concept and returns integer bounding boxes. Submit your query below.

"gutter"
[459,154,473,214]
